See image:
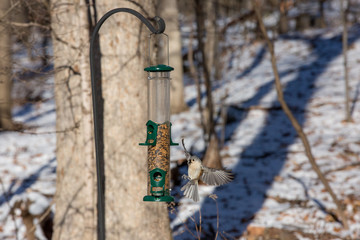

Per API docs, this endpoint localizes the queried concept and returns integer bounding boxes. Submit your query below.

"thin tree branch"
[341,0,352,122]
[253,0,349,230]
[1,21,51,30]
[125,0,151,19]
[0,0,20,21]
[28,200,54,234]
[0,178,19,240]
[323,162,360,176]
[10,125,79,135]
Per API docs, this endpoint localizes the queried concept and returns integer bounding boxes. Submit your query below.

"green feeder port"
[143,168,174,202]
[140,64,177,202]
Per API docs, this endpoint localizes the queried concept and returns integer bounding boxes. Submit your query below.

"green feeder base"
[143,195,174,202]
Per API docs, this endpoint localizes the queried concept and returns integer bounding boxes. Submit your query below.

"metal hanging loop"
[148,33,170,67]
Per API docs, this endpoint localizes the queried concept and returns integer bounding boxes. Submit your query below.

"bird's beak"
[187,158,190,165]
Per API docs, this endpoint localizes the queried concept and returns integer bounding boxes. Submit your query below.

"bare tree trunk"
[188,27,206,141]
[341,0,352,122]
[158,0,187,114]
[205,0,220,81]
[253,0,349,229]
[51,1,96,239]
[278,0,289,34]
[195,0,214,140]
[51,1,172,239]
[195,0,222,169]
[319,0,326,28]
[0,0,14,130]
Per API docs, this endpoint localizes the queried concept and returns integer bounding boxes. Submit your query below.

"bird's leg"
[182,174,191,180]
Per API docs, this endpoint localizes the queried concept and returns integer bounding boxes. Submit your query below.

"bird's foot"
[182,174,190,180]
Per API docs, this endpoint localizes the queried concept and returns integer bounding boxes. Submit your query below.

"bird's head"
[188,156,201,165]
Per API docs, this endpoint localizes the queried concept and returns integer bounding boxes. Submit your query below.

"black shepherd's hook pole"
[89,8,165,240]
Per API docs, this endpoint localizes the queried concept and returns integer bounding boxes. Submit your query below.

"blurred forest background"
[1,0,360,239]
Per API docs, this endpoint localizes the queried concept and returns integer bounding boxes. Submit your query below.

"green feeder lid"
[144,64,174,72]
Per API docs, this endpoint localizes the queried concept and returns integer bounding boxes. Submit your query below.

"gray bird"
[181,139,233,202]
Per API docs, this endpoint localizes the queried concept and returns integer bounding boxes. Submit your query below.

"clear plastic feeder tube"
[148,71,170,124]
[142,64,175,202]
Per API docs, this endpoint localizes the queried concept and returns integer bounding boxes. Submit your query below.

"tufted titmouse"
[181,139,233,202]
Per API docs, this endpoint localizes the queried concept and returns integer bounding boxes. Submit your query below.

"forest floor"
[170,25,360,240]
[1,21,360,240]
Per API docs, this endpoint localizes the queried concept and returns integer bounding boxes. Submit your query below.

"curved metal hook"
[153,16,166,34]
[91,8,165,43]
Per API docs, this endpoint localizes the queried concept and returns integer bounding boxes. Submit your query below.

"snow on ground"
[0,37,56,239]
[0,96,56,240]
[1,20,360,240]
[170,25,360,239]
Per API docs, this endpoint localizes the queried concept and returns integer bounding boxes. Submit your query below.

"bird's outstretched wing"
[200,166,233,186]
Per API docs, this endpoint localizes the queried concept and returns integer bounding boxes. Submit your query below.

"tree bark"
[0,0,14,130]
[203,134,222,169]
[253,0,349,229]
[51,1,172,239]
[51,1,96,239]
[158,0,187,114]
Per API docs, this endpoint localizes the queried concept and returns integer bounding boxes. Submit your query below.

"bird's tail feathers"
[181,180,199,202]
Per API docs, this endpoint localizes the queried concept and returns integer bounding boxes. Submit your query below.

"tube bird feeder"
[140,38,178,201]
